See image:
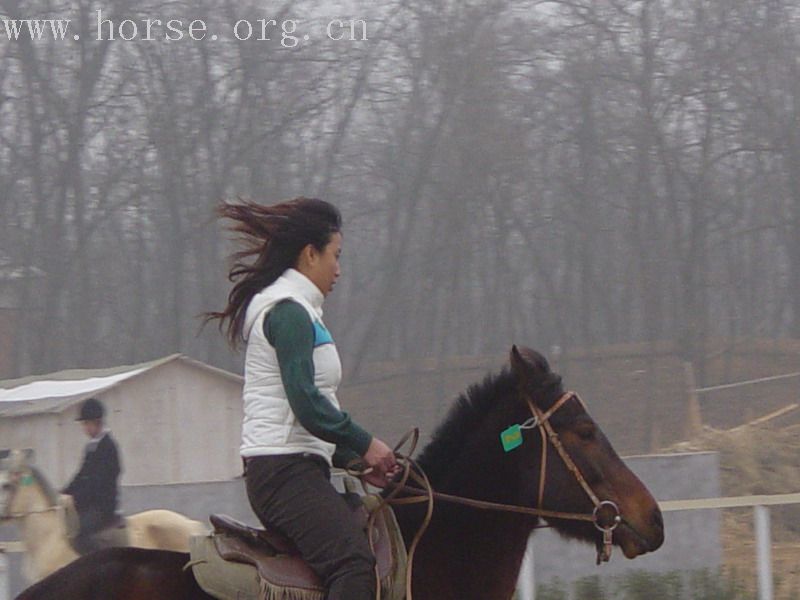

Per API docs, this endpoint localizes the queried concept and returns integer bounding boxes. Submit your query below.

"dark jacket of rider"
[62,431,121,531]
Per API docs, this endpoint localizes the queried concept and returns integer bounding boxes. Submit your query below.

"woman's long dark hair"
[205,197,342,347]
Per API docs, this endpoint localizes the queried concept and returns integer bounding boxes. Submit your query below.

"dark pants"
[245,454,376,600]
[73,508,114,554]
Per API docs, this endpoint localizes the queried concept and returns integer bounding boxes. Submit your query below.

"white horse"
[0,449,208,582]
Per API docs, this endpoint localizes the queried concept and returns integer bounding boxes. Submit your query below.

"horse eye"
[576,423,596,441]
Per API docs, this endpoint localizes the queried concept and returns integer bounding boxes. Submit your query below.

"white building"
[0,354,243,486]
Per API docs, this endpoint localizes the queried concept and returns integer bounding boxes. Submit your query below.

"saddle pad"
[190,534,264,600]
[213,533,324,592]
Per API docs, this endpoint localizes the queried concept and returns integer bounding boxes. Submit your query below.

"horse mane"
[28,465,59,506]
[414,361,568,485]
[415,368,519,484]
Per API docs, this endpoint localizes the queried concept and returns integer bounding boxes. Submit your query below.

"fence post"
[0,549,8,600]
[515,539,535,600]
[683,361,703,438]
[754,505,773,600]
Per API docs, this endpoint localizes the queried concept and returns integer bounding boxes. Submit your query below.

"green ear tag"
[20,474,34,486]
[500,424,523,452]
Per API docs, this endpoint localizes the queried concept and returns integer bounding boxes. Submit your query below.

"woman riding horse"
[206,197,400,600]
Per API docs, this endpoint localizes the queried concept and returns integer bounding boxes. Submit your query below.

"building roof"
[0,354,242,417]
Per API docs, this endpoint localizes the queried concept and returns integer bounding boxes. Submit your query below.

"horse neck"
[12,480,77,579]
[395,443,538,598]
[406,506,534,599]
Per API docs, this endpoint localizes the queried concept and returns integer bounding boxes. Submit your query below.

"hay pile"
[666,422,800,599]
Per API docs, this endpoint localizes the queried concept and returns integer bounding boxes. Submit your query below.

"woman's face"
[304,232,342,296]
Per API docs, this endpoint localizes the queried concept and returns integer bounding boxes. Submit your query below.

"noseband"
[523,390,621,563]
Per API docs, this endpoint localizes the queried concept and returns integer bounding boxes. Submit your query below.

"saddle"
[82,515,128,553]
[63,498,128,554]
[189,494,406,600]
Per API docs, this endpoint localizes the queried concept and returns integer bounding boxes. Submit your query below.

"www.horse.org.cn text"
[1,9,370,46]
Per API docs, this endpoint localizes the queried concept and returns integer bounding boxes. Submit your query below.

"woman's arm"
[265,300,372,455]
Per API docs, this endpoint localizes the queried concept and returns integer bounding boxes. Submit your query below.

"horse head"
[0,448,51,520]
[509,345,664,559]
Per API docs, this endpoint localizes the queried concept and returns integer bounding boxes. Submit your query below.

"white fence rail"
[694,372,800,394]
[659,493,800,600]
[516,492,800,600]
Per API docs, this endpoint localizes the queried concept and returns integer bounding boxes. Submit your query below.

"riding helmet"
[76,397,105,421]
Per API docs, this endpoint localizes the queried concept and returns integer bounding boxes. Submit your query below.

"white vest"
[240,268,342,463]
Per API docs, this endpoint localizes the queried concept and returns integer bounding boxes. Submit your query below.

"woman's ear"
[296,243,316,270]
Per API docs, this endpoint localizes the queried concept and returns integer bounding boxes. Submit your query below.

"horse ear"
[510,345,527,376]
[509,345,551,386]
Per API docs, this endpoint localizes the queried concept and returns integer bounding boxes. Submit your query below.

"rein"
[4,506,61,518]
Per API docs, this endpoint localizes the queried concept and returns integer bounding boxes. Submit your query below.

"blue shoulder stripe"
[313,320,334,347]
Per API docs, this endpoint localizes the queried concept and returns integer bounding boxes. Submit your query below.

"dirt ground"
[666,424,800,599]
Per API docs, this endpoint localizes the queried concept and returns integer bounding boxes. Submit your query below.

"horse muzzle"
[615,507,665,558]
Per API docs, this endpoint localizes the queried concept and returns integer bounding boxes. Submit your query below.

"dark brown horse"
[13,548,211,600]
[15,346,664,600]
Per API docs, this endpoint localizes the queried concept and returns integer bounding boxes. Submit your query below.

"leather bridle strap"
[526,391,602,509]
[524,391,620,563]
[525,391,582,508]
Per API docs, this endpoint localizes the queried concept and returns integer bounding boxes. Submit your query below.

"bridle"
[378,390,622,568]
[353,387,625,600]
[0,468,61,520]
[523,390,621,563]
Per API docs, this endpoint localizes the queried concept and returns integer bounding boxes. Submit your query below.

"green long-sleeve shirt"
[264,299,371,467]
